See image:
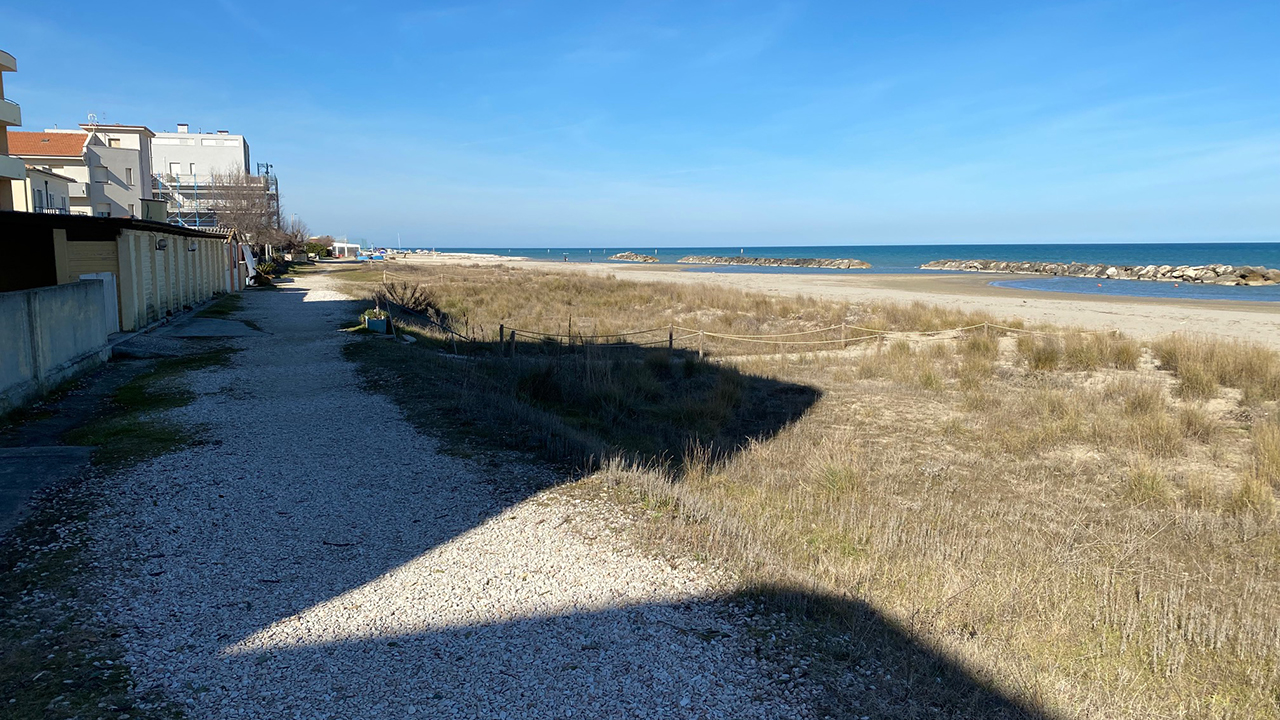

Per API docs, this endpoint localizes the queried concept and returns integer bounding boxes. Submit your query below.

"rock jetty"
[921,259,1280,286]
[678,256,871,269]
[609,252,660,263]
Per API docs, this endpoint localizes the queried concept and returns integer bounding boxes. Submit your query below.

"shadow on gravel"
[219,587,1050,719]
[116,284,1053,719]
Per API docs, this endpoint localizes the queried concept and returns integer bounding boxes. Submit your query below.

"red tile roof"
[7,130,87,157]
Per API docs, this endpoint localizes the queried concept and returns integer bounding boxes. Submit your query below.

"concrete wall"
[114,228,241,331]
[0,279,110,415]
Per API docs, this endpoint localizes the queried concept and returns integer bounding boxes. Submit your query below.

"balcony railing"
[32,207,70,214]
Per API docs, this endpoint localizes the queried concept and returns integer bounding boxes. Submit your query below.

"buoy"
[1097,283,1102,287]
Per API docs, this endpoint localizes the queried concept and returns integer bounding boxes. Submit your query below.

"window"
[125,168,133,185]
[128,203,135,217]
[189,163,196,175]
[91,166,108,183]
[95,203,111,217]
[33,189,44,210]
[169,162,181,176]
[108,138,121,148]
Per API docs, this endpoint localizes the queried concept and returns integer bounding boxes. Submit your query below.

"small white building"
[331,241,361,258]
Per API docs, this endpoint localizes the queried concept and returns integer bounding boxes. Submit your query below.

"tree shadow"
[104,282,1052,718]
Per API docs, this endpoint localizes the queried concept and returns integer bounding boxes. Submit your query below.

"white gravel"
[87,276,818,719]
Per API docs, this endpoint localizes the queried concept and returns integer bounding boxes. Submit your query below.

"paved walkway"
[88,276,816,719]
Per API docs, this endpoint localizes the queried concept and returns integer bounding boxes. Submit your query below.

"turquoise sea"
[424,243,1280,302]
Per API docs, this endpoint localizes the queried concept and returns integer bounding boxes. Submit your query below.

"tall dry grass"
[332,264,1002,356]
[1153,335,1280,402]
[342,263,1280,719]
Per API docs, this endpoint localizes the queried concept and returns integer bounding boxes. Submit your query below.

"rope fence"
[358,272,1117,357]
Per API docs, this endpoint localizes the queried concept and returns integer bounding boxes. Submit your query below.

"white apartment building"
[150,124,276,229]
[152,124,251,177]
[0,48,25,211]
[9,124,155,218]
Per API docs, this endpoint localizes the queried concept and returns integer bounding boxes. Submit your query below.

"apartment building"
[152,123,251,176]
[9,123,154,218]
[150,124,277,229]
[0,48,25,211]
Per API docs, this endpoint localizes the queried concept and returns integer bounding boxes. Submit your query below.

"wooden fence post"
[668,324,674,351]
[499,324,504,355]
[510,329,517,357]
[698,330,705,359]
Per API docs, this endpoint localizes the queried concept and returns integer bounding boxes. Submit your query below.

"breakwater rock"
[609,252,660,263]
[678,255,871,269]
[921,259,1280,286]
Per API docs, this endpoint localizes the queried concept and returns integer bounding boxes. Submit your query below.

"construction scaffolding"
[150,171,279,229]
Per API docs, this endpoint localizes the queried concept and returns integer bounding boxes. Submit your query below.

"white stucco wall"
[152,131,251,178]
[84,142,146,217]
[84,127,154,198]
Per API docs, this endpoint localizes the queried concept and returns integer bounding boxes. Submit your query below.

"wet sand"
[400,254,1280,348]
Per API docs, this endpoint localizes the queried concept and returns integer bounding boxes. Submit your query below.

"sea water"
[426,242,1280,302]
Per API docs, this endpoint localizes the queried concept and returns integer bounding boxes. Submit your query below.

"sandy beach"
[399,253,1280,348]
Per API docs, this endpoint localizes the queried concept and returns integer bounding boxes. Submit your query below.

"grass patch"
[195,293,243,319]
[1154,335,1280,403]
[65,349,234,470]
[1250,415,1280,489]
[1016,335,1061,371]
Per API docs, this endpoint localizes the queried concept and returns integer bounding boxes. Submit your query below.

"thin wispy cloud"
[6,0,1276,245]
[215,0,272,41]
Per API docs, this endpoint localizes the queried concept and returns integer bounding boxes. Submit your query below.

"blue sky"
[5,1,1278,246]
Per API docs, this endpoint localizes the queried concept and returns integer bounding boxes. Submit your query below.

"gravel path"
[88,275,817,719]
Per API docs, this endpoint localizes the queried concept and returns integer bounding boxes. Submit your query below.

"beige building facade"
[10,165,73,213]
[0,49,24,211]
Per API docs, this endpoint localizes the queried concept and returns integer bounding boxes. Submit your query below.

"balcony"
[68,182,88,198]
[0,98,19,127]
[0,154,24,181]
[0,49,15,73]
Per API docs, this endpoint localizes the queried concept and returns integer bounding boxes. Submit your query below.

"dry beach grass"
[337,263,1280,719]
